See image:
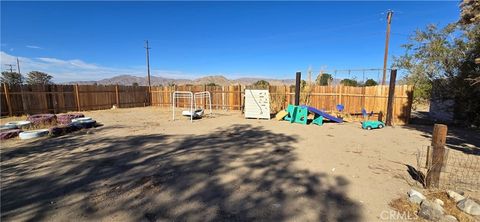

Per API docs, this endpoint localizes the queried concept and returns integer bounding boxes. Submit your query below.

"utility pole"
[16,57,21,74]
[145,40,152,105]
[145,40,151,90]
[381,10,393,85]
[4,64,15,73]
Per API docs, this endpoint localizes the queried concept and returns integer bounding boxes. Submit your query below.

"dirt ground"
[1,107,479,222]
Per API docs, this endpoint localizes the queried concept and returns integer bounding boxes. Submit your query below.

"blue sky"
[1,1,460,82]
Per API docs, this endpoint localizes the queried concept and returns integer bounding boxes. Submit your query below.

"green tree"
[132,82,139,87]
[364,79,378,86]
[393,17,480,125]
[26,71,53,84]
[316,73,333,86]
[393,23,471,103]
[300,80,307,89]
[253,80,269,89]
[1,71,23,85]
[340,78,358,87]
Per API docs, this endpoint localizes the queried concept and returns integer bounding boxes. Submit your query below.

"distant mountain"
[67,75,296,86]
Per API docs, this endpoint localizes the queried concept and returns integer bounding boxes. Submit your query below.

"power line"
[3,64,16,73]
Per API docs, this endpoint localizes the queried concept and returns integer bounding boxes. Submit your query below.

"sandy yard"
[1,107,479,221]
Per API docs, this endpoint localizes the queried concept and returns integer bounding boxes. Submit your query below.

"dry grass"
[425,191,476,222]
[389,197,422,221]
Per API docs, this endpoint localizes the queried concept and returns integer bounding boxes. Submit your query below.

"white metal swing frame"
[172,91,194,122]
[172,91,212,123]
[194,91,212,117]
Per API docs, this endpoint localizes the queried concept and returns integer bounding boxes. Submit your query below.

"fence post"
[426,124,448,188]
[238,84,242,110]
[203,84,207,109]
[74,84,81,111]
[294,72,301,106]
[339,85,343,105]
[362,86,366,112]
[385,69,397,126]
[43,85,49,113]
[20,85,28,115]
[3,83,13,116]
[115,84,120,108]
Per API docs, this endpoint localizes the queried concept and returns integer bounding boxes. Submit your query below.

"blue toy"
[336,104,344,112]
[362,120,385,130]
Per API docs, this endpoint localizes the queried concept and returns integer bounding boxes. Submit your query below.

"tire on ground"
[5,121,32,129]
[71,117,92,123]
[0,129,22,140]
[19,129,50,140]
[49,124,78,136]
[72,119,97,129]
[1,125,18,131]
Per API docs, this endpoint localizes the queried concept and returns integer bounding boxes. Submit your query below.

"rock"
[439,215,458,222]
[418,200,444,221]
[408,195,424,204]
[447,190,465,202]
[407,189,426,204]
[457,198,480,216]
[435,198,445,206]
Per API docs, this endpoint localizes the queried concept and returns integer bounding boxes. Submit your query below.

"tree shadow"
[1,124,361,221]
[403,124,480,155]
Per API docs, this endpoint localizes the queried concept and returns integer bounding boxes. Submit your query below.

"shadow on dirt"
[403,124,480,155]
[1,124,361,221]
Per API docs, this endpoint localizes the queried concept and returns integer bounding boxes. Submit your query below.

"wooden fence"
[1,84,413,125]
[0,84,150,116]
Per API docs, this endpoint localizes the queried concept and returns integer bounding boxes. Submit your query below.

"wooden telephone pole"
[16,57,21,74]
[381,10,393,85]
[145,40,152,105]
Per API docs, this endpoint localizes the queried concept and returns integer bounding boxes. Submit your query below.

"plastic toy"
[284,105,308,125]
[362,120,385,130]
[276,104,343,126]
[302,105,343,123]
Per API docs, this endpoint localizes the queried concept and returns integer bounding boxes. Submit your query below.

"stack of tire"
[1,113,98,140]
[56,113,85,125]
[0,121,31,140]
[49,114,97,137]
